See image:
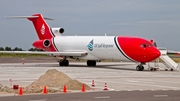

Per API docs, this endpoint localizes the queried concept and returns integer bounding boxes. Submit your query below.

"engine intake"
[51,27,65,35]
[59,28,64,34]
[43,40,50,47]
[32,39,51,49]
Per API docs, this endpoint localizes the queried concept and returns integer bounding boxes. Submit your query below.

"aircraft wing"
[0,51,88,57]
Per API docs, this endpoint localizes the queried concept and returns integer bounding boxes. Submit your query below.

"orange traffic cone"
[43,86,47,94]
[18,87,23,96]
[81,84,86,92]
[103,83,108,90]
[92,80,95,87]
[63,85,67,93]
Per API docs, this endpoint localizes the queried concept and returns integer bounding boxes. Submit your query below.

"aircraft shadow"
[68,64,152,71]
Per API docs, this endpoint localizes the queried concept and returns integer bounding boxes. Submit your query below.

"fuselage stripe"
[50,28,55,37]
[114,36,136,62]
[52,38,58,52]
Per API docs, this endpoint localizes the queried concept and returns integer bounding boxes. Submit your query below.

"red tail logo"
[28,14,54,40]
[41,24,45,35]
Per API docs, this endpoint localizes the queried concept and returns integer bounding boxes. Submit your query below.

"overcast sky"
[0,0,180,50]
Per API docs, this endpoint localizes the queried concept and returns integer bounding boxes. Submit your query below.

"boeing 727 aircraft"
[4,14,161,71]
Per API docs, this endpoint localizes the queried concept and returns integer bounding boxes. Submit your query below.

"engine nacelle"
[51,27,64,36]
[32,39,51,49]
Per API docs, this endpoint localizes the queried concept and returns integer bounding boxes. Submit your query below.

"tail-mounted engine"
[51,27,64,36]
[32,39,51,49]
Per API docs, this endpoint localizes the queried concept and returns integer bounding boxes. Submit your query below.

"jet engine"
[32,39,51,49]
[51,27,64,35]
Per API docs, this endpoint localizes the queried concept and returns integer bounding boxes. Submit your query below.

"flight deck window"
[143,44,147,48]
[140,44,145,48]
[140,44,151,48]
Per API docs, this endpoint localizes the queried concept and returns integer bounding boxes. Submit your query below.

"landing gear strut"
[59,59,69,66]
[136,64,144,71]
[87,60,96,66]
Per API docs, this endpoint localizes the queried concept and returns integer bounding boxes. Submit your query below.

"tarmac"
[1,90,180,101]
[0,62,180,100]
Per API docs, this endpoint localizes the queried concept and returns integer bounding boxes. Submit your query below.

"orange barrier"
[92,80,95,87]
[63,85,67,93]
[43,86,47,94]
[103,83,108,90]
[18,87,23,96]
[81,84,85,92]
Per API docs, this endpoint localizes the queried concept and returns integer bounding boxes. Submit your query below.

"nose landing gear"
[136,64,144,71]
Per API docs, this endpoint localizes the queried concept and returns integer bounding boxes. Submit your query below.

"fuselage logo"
[87,39,94,51]
[41,24,45,35]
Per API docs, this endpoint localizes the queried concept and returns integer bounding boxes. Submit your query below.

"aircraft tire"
[87,60,96,66]
[64,60,69,66]
[136,66,140,71]
[87,60,92,66]
[141,66,144,71]
[92,60,96,66]
[136,65,144,71]
[59,59,69,66]
[59,61,64,66]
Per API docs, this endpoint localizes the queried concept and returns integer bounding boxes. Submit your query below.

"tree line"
[0,47,43,51]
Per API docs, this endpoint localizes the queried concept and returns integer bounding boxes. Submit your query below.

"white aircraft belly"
[53,36,130,61]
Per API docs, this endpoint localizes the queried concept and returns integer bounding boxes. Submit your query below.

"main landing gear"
[59,59,69,66]
[87,60,96,66]
[136,64,144,71]
[58,58,97,67]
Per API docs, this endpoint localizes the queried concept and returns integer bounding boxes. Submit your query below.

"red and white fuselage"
[32,35,160,63]
[4,13,161,70]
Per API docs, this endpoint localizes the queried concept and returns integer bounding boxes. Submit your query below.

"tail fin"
[6,14,54,40]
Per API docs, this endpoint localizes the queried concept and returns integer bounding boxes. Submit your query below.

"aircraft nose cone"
[151,48,161,59]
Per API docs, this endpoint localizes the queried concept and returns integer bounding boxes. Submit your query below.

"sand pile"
[0,84,13,93]
[26,69,91,92]
[0,69,92,94]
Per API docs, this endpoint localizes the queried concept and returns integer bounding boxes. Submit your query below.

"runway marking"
[127,80,139,83]
[95,96,110,99]
[153,95,168,97]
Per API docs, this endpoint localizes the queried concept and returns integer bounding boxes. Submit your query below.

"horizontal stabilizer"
[0,51,88,57]
[5,16,54,20]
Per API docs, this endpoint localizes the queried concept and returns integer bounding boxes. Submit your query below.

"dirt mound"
[65,80,90,90]
[0,69,91,94]
[26,69,91,91]
[0,84,13,93]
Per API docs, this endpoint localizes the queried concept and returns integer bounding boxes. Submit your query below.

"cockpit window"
[140,43,153,48]
[140,44,145,48]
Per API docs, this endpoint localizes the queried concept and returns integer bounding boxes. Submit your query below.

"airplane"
[3,13,161,71]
